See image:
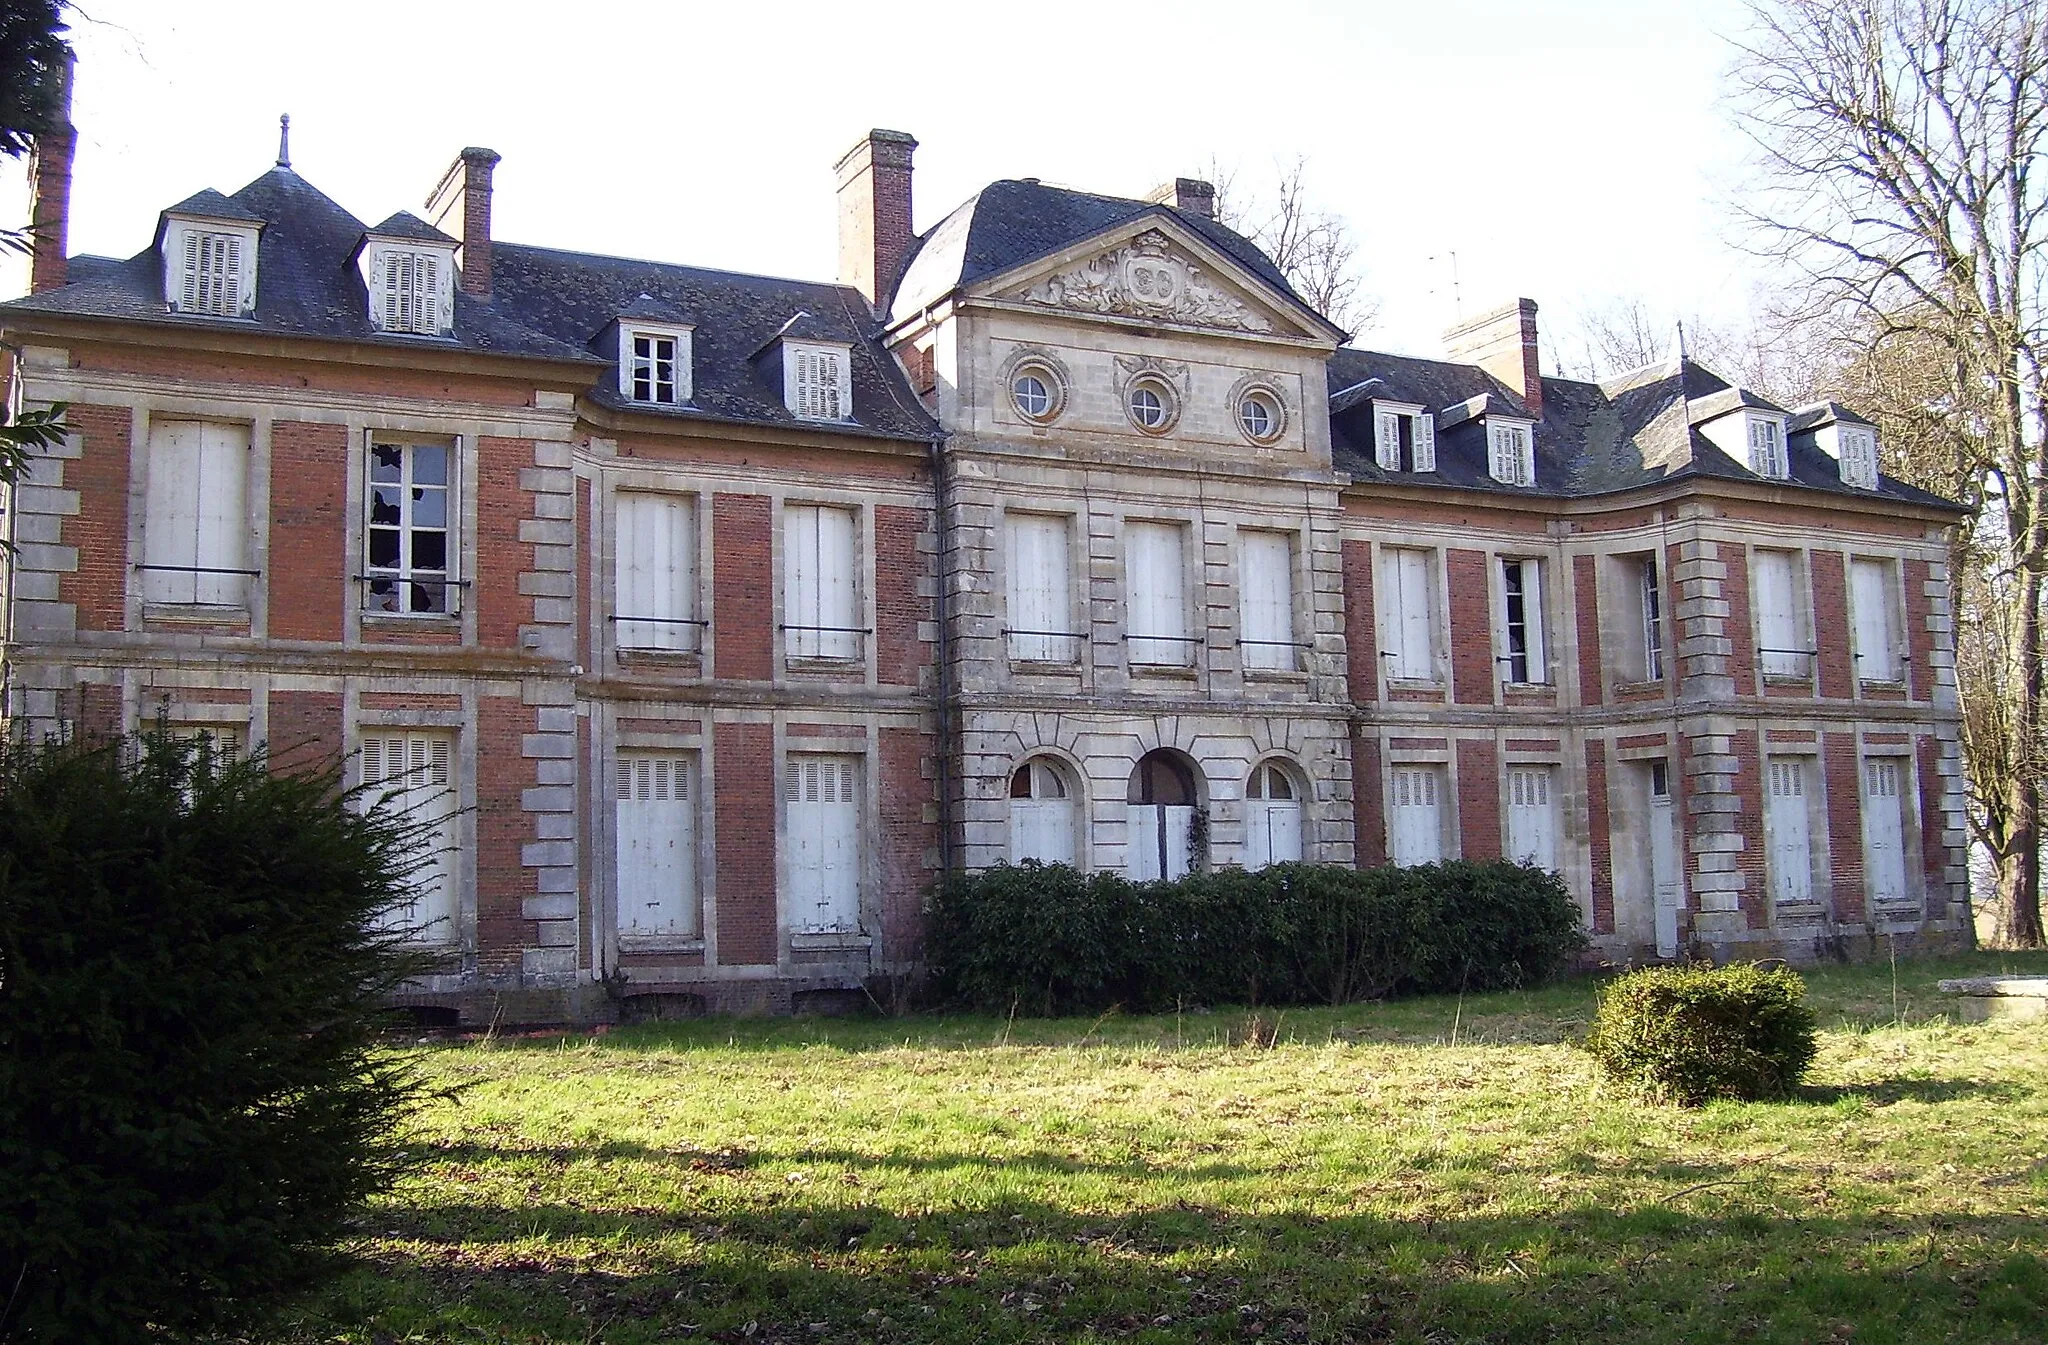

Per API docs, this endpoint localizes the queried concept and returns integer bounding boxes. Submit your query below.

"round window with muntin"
[1126,378,1175,433]
[1238,392,1282,442]
[1012,369,1054,420]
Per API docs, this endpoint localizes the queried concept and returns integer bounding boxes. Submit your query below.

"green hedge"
[1582,964,1819,1105]
[924,860,1588,1016]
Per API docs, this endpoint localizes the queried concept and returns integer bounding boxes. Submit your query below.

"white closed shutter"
[615,493,697,652]
[1382,548,1433,681]
[1007,514,1072,662]
[1862,758,1908,906]
[180,230,203,311]
[143,421,249,607]
[362,731,457,940]
[1506,767,1558,872]
[787,754,861,932]
[1375,409,1400,470]
[1413,413,1436,473]
[792,348,847,420]
[785,505,858,660]
[1239,531,1295,671]
[1009,760,1079,866]
[1648,763,1681,958]
[1766,758,1813,904]
[1851,559,1898,681]
[1840,427,1878,488]
[1390,766,1443,866]
[1126,521,1188,666]
[1754,551,1802,677]
[616,753,699,937]
[1245,763,1303,870]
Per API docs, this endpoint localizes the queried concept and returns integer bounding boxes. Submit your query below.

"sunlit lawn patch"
[281,951,2048,1343]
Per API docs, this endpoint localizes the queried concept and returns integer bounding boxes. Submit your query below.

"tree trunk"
[2001,549,2047,947]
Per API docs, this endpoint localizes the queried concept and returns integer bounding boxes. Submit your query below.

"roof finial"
[1673,319,1689,365]
[276,113,291,169]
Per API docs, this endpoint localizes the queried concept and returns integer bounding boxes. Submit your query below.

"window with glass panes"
[624,327,688,404]
[365,438,454,614]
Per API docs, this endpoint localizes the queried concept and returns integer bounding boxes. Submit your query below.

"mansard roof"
[1,166,941,443]
[891,178,1331,332]
[1328,348,1960,510]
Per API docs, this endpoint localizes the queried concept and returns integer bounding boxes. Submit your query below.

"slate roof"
[163,188,264,224]
[891,178,1338,335]
[0,166,941,443]
[1326,348,1961,510]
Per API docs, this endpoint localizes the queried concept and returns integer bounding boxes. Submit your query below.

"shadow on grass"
[295,1194,2048,1345]
[1797,1077,2028,1106]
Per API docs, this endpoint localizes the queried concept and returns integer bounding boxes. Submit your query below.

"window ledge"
[1009,659,1084,674]
[1130,663,1199,679]
[362,609,460,626]
[790,930,870,952]
[1762,672,1814,687]
[1858,677,1907,691]
[143,603,250,625]
[1243,667,1308,684]
[1501,680,1555,691]
[619,935,705,954]
[1613,678,1667,694]
[785,656,865,674]
[619,648,703,668]
[1387,676,1444,692]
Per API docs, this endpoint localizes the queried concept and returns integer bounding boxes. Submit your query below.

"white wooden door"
[1006,514,1073,662]
[616,753,699,938]
[1238,531,1296,671]
[1851,560,1898,681]
[1129,804,1194,881]
[1009,759,1078,865]
[785,506,858,659]
[1506,767,1558,872]
[1244,762,1303,869]
[144,420,249,607]
[1649,762,1681,957]
[1389,766,1443,866]
[1753,550,1803,676]
[1766,758,1813,903]
[787,754,860,931]
[1126,521,1189,666]
[615,493,697,651]
[361,731,457,941]
[1862,758,1909,907]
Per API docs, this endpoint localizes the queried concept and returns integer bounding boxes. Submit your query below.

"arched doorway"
[1244,759,1304,869]
[1127,750,1198,881]
[1009,756,1081,866]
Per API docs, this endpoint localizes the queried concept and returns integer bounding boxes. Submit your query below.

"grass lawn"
[285,950,2048,1344]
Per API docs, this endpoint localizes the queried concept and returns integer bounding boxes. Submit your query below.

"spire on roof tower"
[276,114,291,169]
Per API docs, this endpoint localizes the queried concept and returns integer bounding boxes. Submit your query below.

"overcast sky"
[1,0,1769,368]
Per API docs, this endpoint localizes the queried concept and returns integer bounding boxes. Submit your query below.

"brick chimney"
[1444,298,1544,419]
[1146,177,1216,220]
[425,147,501,300]
[835,129,916,311]
[28,49,77,295]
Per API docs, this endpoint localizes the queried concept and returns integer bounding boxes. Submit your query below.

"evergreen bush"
[923,859,1587,1015]
[0,731,432,1342]
[1583,963,1820,1105]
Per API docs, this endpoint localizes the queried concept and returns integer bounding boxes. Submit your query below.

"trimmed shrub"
[0,731,432,1342]
[923,859,1588,1015]
[1583,963,1819,1105]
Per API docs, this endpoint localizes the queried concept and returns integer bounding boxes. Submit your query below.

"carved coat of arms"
[1016,231,1274,334]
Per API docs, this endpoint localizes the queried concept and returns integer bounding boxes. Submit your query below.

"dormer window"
[620,324,693,405]
[1487,419,1536,487]
[1372,401,1436,473]
[1837,424,1879,489]
[376,252,443,335]
[1747,415,1788,479]
[785,343,852,421]
[163,217,261,318]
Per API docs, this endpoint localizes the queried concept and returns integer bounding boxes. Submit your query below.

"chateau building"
[0,85,1972,1020]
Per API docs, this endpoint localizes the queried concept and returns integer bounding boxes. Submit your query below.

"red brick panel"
[1718,542,1759,697]
[79,682,122,740]
[475,695,539,977]
[1730,728,1768,929]
[1917,735,1948,918]
[713,494,773,681]
[1585,738,1614,934]
[1573,554,1603,707]
[874,505,930,689]
[59,403,132,632]
[1810,550,1854,699]
[1341,538,1377,704]
[1456,738,1501,861]
[1446,548,1494,705]
[1352,732,1385,868]
[714,721,777,964]
[266,690,342,769]
[476,436,537,652]
[879,727,934,959]
[268,421,348,642]
[1904,558,1933,702]
[1823,731,1866,923]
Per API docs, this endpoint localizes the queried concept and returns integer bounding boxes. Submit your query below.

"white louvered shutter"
[1126,521,1188,666]
[1375,409,1400,470]
[1239,531,1295,671]
[418,254,440,332]
[1382,549,1433,681]
[1007,514,1071,662]
[1413,413,1436,473]
[1754,551,1802,677]
[180,231,202,311]
[1506,767,1558,872]
[615,493,697,652]
[193,423,249,606]
[1861,759,1908,906]
[788,754,860,931]
[1841,428,1877,488]
[362,731,457,940]
[1766,759,1812,903]
[1390,767,1443,866]
[1851,559,1898,681]
[616,753,699,937]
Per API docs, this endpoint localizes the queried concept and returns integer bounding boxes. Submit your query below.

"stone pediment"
[1007,229,1280,335]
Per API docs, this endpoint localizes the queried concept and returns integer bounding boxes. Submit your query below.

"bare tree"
[1214,157,1380,336]
[1731,0,2048,945]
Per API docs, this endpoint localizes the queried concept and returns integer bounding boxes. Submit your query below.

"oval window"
[1239,393,1279,442]
[1013,371,1053,420]
[1127,380,1173,432]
